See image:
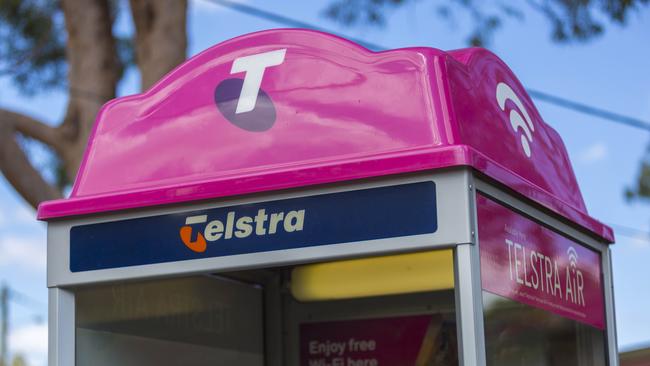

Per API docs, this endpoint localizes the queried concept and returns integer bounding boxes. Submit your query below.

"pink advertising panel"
[37,29,613,244]
[478,194,605,329]
[299,314,457,366]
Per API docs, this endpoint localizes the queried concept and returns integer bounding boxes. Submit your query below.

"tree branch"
[0,108,63,153]
[58,0,120,183]
[0,122,62,208]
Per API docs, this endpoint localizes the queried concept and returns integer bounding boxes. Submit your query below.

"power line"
[7,287,46,310]
[609,223,650,244]
[203,0,650,133]
[528,89,650,132]
[198,0,384,51]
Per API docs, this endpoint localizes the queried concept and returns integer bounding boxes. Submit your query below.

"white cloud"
[9,323,48,366]
[578,142,608,164]
[0,235,46,271]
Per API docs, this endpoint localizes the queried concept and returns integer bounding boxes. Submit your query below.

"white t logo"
[230,49,286,114]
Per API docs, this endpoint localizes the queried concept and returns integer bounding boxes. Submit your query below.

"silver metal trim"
[48,288,75,366]
[454,170,486,366]
[454,243,486,366]
[602,248,619,366]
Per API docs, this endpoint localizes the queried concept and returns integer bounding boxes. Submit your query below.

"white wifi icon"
[496,82,535,158]
[567,246,579,268]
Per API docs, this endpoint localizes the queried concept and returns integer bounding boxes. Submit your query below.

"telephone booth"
[39,29,618,366]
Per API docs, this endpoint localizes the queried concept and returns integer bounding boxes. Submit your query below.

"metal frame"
[602,248,620,366]
[47,169,473,366]
[454,173,486,366]
[45,168,618,366]
[48,288,75,366]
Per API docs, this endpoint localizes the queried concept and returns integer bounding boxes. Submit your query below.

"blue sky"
[0,1,649,365]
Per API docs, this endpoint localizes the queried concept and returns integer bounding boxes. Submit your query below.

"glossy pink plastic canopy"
[37,29,613,242]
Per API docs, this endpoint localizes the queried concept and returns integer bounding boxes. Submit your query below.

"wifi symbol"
[496,82,535,158]
[567,246,579,268]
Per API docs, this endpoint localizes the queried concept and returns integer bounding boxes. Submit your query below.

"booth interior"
[74,249,458,366]
[72,240,606,366]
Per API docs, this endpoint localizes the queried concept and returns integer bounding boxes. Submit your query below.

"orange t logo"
[180,215,208,253]
[179,226,207,253]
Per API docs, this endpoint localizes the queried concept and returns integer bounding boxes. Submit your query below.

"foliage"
[0,0,133,95]
[0,0,66,94]
[626,142,650,202]
[323,0,650,46]
[11,355,27,366]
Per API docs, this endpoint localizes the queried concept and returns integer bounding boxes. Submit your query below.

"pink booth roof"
[37,29,613,243]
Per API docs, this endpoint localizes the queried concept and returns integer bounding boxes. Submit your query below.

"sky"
[0,1,649,365]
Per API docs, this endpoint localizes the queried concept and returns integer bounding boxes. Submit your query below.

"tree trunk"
[130,0,188,90]
[59,0,121,185]
[0,0,119,208]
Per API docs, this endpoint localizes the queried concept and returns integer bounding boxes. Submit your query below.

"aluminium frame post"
[454,172,486,366]
[454,244,486,366]
[602,248,619,366]
[48,287,75,366]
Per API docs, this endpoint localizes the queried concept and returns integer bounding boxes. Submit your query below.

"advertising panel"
[478,194,604,329]
[300,314,457,366]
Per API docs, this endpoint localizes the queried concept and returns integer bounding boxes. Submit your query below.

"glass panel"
[75,276,264,366]
[288,249,459,366]
[483,291,607,366]
[74,249,457,366]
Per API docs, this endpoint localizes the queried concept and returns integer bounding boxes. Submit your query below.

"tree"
[323,0,650,46]
[0,0,648,209]
[0,0,187,208]
[11,354,27,366]
[626,143,650,203]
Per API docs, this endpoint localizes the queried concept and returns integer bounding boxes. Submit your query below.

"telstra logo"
[179,208,306,253]
[214,49,287,132]
[496,82,535,158]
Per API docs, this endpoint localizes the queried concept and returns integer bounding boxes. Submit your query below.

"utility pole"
[0,283,8,366]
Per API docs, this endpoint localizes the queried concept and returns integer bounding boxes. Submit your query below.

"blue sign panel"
[70,182,437,272]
